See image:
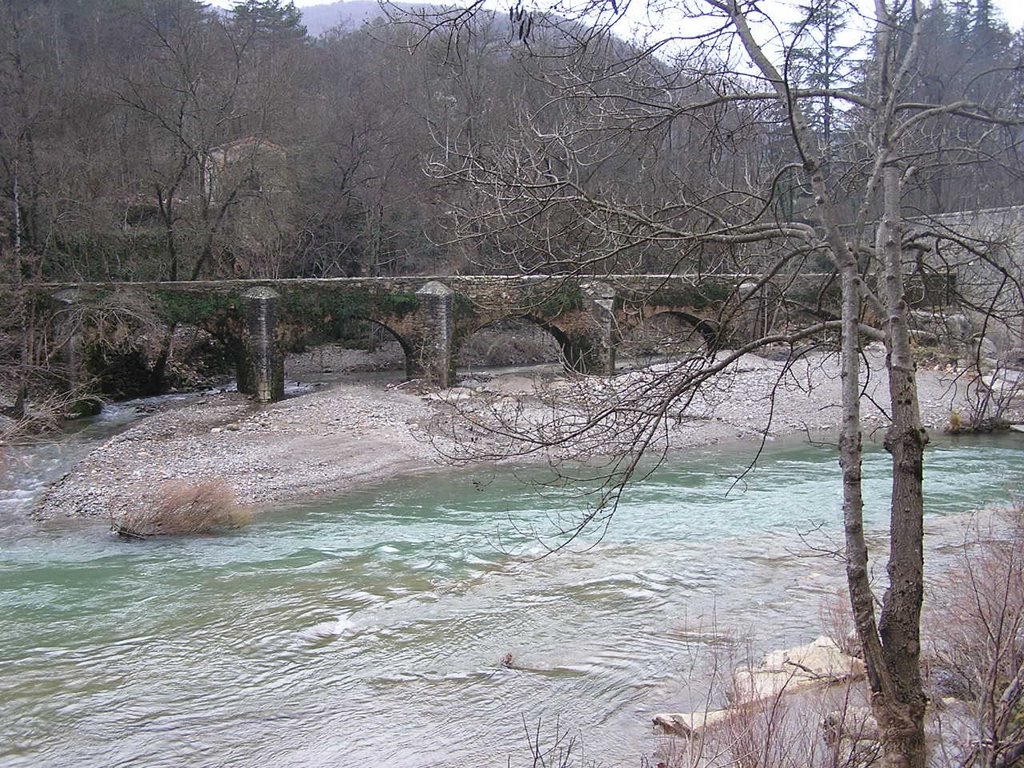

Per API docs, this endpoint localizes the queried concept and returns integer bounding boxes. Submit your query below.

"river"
[1,422,1022,767]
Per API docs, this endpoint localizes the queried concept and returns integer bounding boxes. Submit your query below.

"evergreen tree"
[786,0,857,152]
[230,0,306,43]
[975,0,992,31]
[952,0,973,38]
[900,0,1024,211]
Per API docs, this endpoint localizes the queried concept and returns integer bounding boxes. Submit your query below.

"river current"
[1,423,1022,767]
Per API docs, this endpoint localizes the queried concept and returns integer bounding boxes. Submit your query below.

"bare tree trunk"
[12,161,21,268]
[731,0,930,762]
[156,184,179,282]
[875,162,929,768]
[837,232,891,697]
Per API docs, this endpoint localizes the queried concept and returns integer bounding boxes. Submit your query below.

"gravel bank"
[34,348,1007,522]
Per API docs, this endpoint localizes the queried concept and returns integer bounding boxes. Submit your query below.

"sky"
[209,0,1024,33]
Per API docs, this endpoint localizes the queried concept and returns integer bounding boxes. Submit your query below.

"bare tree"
[419,2,1024,765]
[292,22,444,277]
[113,0,311,281]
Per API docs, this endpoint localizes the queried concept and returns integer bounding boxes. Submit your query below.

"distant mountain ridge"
[299,1,433,36]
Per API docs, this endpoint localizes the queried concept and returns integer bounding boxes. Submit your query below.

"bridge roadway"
[36,272,835,401]
[24,205,1018,402]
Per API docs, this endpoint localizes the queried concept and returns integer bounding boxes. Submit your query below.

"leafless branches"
[509,716,595,768]
[927,506,1024,768]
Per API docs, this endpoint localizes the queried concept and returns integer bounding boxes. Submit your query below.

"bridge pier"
[579,282,617,376]
[415,281,455,387]
[240,287,284,403]
[50,288,90,395]
[46,289,104,416]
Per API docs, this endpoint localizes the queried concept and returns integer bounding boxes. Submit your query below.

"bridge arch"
[285,317,417,380]
[363,320,416,379]
[454,315,585,372]
[641,308,720,351]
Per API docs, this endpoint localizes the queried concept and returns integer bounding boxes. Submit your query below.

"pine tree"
[230,0,306,44]
[893,0,1023,211]
[975,0,992,31]
[951,0,973,39]
[786,0,857,153]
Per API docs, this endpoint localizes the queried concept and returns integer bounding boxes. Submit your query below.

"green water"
[1,434,1022,767]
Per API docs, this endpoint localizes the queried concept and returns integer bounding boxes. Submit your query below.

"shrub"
[457,321,561,368]
[112,479,250,537]
[925,506,1024,768]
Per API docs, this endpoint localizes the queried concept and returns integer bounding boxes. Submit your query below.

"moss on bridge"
[278,287,419,322]
[449,279,586,326]
[154,283,422,324]
[157,290,239,325]
[528,283,585,318]
[617,278,734,311]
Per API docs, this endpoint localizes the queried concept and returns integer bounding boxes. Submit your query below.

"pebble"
[32,351,1023,521]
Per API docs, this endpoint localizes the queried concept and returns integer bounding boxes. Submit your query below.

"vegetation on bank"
[111,479,251,538]
[2,0,1023,436]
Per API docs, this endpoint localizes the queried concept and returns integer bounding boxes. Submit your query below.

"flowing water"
[1,428,1022,768]
[0,406,146,537]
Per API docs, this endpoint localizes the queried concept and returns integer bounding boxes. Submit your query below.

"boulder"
[652,636,867,742]
[822,705,881,767]
[822,705,879,747]
[731,635,865,705]
[981,368,1024,400]
[652,708,733,738]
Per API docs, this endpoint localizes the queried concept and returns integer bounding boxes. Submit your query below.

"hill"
[300,0,433,36]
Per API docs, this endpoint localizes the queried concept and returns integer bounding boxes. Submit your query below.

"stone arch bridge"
[39,273,839,402]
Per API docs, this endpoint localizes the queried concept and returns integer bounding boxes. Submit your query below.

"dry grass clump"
[112,479,250,538]
[457,321,562,368]
[1,377,104,440]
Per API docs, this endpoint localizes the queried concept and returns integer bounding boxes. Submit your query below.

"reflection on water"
[1,433,1022,767]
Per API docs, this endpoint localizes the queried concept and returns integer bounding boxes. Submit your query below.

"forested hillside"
[1,0,1021,284]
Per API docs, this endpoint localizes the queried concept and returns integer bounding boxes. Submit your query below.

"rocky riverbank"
[33,346,1015,522]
